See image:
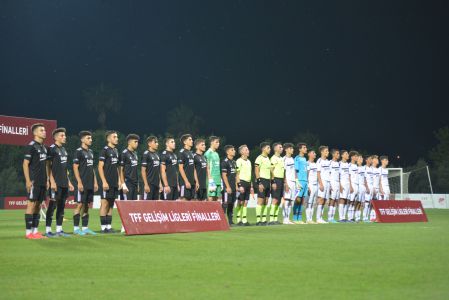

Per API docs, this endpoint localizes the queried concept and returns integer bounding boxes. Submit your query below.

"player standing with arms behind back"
[178,134,196,201]
[160,137,179,200]
[120,134,140,201]
[193,139,208,200]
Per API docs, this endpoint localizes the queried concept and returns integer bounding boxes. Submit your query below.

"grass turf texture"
[1,208,448,300]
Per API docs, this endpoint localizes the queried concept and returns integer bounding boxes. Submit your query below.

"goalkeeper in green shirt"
[205,136,222,202]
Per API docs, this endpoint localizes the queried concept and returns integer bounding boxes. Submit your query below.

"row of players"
[22,123,389,239]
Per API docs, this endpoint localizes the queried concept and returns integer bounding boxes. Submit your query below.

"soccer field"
[1,209,448,300]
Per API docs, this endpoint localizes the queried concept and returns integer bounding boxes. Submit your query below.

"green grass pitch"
[1,208,448,299]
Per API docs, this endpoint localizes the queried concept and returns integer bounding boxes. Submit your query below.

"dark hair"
[105,130,117,139]
[165,136,174,144]
[283,143,294,150]
[297,142,307,149]
[272,142,282,148]
[224,145,234,152]
[365,155,371,160]
[331,148,339,155]
[380,155,389,161]
[52,127,66,137]
[318,145,328,153]
[372,155,379,159]
[209,136,220,143]
[79,130,92,139]
[349,150,358,159]
[195,138,205,146]
[146,136,158,144]
[126,133,140,142]
[340,149,348,155]
[260,142,270,150]
[238,144,248,154]
[180,134,192,144]
[31,123,44,133]
[308,149,316,154]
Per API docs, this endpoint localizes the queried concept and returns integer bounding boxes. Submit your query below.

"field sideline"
[1,209,448,300]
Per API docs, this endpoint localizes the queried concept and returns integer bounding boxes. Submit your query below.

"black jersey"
[177,148,195,185]
[99,146,119,187]
[141,150,160,186]
[120,148,138,185]
[160,150,178,187]
[193,153,207,189]
[221,158,237,192]
[73,147,95,189]
[48,143,69,188]
[24,140,48,186]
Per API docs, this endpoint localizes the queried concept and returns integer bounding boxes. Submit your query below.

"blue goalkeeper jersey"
[294,155,308,182]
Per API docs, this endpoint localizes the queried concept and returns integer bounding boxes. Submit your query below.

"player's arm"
[349,171,353,193]
[222,171,231,193]
[141,164,150,192]
[160,153,170,193]
[98,160,108,190]
[119,154,128,192]
[270,159,277,191]
[178,156,191,188]
[236,172,242,192]
[22,159,32,193]
[194,167,199,191]
[254,163,264,193]
[379,171,384,194]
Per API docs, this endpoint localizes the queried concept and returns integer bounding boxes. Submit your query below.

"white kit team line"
[21,123,391,239]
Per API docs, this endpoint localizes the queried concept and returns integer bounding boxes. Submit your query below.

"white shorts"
[330,181,340,200]
[379,186,390,200]
[340,182,350,200]
[349,185,358,201]
[307,184,318,205]
[317,181,330,199]
[283,181,297,200]
[358,184,366,202]
[365,184,373,202]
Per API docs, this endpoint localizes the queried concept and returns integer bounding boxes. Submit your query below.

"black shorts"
[76,189,94,204]
[29,185,47,202]
[195,188,207,201]
[100,186,119,200]
[143,184,160,200]
[271,178,284,200]
[180,185,195,200]
[238,180,251,201]
[163,186,179,201]
[120,183,138,200]
[223,191,237,204]
[49,187,69,203]
[257,178,271,199]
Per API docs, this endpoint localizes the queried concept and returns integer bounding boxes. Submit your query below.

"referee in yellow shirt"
[269,142,285,225]
[254,142,273,226]
[236,145,252,226]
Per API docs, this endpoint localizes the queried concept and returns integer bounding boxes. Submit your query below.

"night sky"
[1,1,448,165]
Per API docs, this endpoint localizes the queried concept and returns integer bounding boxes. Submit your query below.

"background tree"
[166,104,204,137]
[84,83,123,129]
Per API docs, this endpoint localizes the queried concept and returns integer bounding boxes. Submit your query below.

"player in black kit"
[221,145,238,225]
[72,131,98,235]
[178,134,196,201]
[98,130,120,233]
[141,136,162,200]
[160,137,178,200]
[23,123,50,239]
[120,134,140,200]
[46,128,74,237]
[193,138,207,200]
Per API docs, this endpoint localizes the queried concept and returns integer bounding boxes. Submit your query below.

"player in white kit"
[316,146,331,224]
[370,155,380,221]
[327,149,340,223]
[379,156,390,200]
[282,143,297,224]
[338,150,350,222]
[355,155,366,222]
[306,150,318,224]
[347,151,359,222]
[363,156,373,222]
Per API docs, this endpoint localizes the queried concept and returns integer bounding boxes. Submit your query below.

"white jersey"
[284,156,296,182]
[349,163,358,185]
[329,160,340,182]
[372,166,381,188]
[358,165,366,186]
[316,158,331,182]
[307,161,318,185]
[380,167,389,187]
[365,166,374,185]
[339,162,350,184]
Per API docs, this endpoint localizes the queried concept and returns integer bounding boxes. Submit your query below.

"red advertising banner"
[3,196,83,209]
[372,200,428,223]
[0,115,57,146]
[116,200,230,235]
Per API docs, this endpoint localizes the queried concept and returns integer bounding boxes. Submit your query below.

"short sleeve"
[221,160,228,173]
[255,156,261,166]
[177,151,185,165]
[316,160,322,172]
[73,150,81,164]
[141,152,148,166]
[99,148,107,162]
[24,144,34,161]
[160,152,167,165]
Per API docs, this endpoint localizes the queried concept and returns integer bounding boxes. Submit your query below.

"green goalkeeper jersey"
[205,149,221,184]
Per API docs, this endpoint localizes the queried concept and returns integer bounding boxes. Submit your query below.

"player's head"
[195,138,206,153]
[260,142,271,155]
[180,134,193,149]
[365,155,372,165]
[165,137,176,151]
[238,144,249,157]
[331,148,340,160]
[126,133,140,150]
[340,150,349,161]
[52,127,66,144]
[319,145,329,158]
[357,155,364,166]
[380,155,389,167]
[224,145,235,158]
[146,136,159,151]
[308,149,316,161]
[283,143,294,156]
[209,136,220,150]
[31,123,46,140]
[371,155,379,166]
[297,142,308,155]
[272,142,283,155]
[349,150,359,162]
[79,130,93,147]
[106,130,118,146]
